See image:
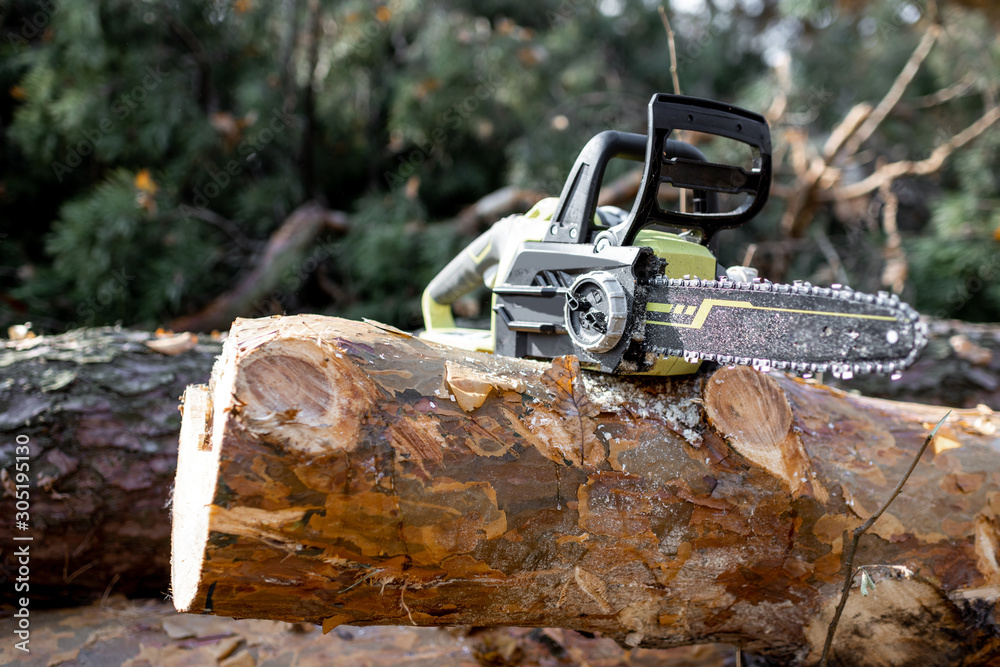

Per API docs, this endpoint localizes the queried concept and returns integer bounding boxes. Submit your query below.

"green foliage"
[2,0,1000,332]
[908,139,1000,321]
[31,169,222,328]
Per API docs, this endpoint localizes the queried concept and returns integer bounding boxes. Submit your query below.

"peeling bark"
[172,315,1000,665]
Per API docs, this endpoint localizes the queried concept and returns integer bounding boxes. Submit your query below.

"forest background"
[2,0,1000,336]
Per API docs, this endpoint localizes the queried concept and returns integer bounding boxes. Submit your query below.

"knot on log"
[704,366,828,501]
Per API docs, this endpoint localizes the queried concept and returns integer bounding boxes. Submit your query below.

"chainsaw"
[420,93,926,377]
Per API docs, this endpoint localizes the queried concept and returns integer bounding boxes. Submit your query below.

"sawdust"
[581,372,703,445]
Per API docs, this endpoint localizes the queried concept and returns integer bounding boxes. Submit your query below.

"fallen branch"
[838,25,940,159]
[878,181,907,293]
[169,201,349,333]
[780,23,940,237]
[910,72,978,109]
[450,186,549,236]
[827,104,1000,201]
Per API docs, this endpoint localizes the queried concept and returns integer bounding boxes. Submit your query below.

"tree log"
[0,596,734,666]
[172,315,1000,664]
[0,328,220,605]
[2,317,991,611]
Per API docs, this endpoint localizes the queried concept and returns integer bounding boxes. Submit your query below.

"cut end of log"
[172,317,386,613]
[805,566,974,664]
[211,320,379,456]
[172,384,218,612]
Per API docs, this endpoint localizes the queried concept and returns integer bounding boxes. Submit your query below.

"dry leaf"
[541,356,603,467]
[134,168,158,194]
[7,322,35,340]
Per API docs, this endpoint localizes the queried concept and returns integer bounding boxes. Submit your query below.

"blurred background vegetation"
[1,0,999,334]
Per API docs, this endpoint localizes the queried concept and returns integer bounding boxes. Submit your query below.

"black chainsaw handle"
[544,130,718,244]
[596,94,772,248]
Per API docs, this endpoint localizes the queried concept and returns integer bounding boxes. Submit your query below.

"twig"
[658,6,681,97]
[840,25,940,159]
[821,103,873,161]
[819,411,951,666]
[172,206,254,251]
[100,571,122,607]
[784,21,936,238]
[812,228,849,287]
[831,104,1000,200]
[878,182,906,294]
[658,5,687,213]
[911,72,977,109]
[400,582,416,625]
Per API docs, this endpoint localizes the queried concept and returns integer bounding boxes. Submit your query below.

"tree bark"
[0,328,220,605]
[0,596,734,666]
[173,315,1000,665]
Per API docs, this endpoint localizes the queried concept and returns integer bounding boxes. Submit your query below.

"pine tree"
[2,0,999,331]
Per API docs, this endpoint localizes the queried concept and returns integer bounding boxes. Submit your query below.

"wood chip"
[146,332,198,355]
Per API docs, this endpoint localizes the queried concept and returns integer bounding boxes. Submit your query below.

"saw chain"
[638,275,927,378]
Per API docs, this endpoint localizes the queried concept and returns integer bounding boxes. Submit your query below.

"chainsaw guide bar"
[639,276,927,378]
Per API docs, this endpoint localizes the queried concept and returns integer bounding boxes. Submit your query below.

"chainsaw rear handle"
[421,129,707,330]
[422,216,515,330]
[544,130,718,244]
[596,93,772,248]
